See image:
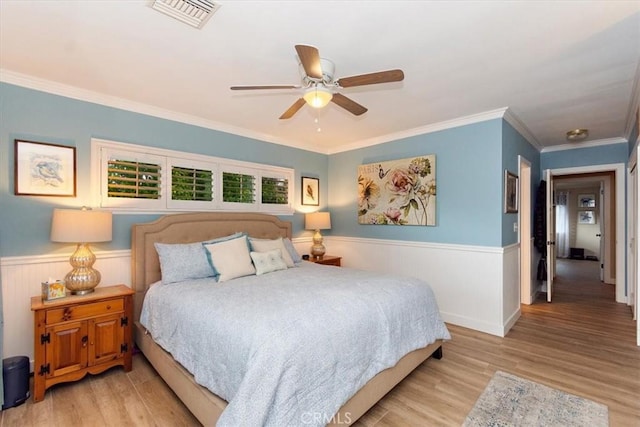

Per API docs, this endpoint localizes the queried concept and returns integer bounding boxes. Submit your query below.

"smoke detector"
[151,0,220,29]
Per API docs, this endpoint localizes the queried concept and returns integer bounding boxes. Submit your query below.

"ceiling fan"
[230,45,404,120]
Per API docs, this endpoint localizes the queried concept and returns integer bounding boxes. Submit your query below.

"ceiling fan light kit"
[230,44,405,120]
[303,85,333,108]
[566,128,589,141]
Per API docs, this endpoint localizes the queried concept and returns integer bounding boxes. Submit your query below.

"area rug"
[463,371,608,427]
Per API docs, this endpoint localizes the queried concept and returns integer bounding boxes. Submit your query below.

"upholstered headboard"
[131,212,292,322]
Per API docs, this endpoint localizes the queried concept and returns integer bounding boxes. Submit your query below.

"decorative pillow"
[154,232,245,285]
[250,249,288,275]
[282,237,303,264]
[249,237,295,268]
[204,235,256,282]
[155,242,215,285]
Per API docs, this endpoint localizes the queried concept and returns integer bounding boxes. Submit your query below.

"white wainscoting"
[325,236,520,337]
[1,236,520,368]
[1,250,131,367]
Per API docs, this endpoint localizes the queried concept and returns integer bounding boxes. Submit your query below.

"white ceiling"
[1,1,639,154]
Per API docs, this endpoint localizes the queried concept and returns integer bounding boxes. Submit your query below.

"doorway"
[554,174,612,285]
[544,163,626,304]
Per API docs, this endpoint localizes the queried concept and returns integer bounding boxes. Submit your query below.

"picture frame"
[504,170,518,213]
[578,194,596,208]
[301,177,319,206]
[578,210,596,224]
[14,140,76,197]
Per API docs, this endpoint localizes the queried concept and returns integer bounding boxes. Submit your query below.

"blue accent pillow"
[154,232,244,285]
[283,237,303,264]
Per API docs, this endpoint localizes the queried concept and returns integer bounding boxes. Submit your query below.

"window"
[92,139,294,214]
[262,176,289,205]
[108,159,161,199]
[171,166,213,202]
[222,172,255,204]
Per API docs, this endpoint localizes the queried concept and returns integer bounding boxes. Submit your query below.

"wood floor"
[2,259,638,426]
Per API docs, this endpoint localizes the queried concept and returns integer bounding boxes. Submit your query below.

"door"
[46,321,88,377]
[599,181,605,282]
[546,170,555,302]
[89,313,124,366]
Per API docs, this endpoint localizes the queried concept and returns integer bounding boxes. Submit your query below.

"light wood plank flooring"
[2,259,638,426]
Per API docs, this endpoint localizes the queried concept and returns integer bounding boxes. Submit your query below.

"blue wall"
[0,83,328,257]
[328,119,508,247]
[502,121,541,246]
[1,82,544,257]
[541,143,629,171]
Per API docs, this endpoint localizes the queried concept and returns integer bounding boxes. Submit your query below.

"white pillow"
[250,249,288,275]
[249,237,295,268]
[204,236,256,282]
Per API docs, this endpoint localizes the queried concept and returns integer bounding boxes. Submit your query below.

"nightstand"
[31,284,134,402]
[306,255,341,267]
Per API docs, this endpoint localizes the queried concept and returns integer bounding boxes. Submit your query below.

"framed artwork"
[358,155,436,226]
[578,210,596,224]
[578,194,596,208]
[504,170,518,213]
[14,140,76,197]
[301,177,319,206]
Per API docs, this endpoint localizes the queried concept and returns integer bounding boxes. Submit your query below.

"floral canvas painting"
[358,155,436,226]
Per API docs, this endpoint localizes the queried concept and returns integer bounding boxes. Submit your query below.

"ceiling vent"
[151,0,220,29]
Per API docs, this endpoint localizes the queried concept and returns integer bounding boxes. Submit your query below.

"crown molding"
[624,59,640,139]
[502,108,542,151]
[328,107,509,154]
[540,137,627,153]
[0,69,326,154]
[0,70,544,156]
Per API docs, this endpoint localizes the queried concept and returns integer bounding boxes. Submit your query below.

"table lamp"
[305,211,331,259]
[51,207,112,295]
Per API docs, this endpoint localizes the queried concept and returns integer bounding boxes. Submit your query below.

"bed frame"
[131,212,443,426]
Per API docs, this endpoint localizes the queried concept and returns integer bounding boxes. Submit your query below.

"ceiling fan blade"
[230,85,300,90]
[337,69,404,88]
[279,98,306,120]
[295,45,323,80]
[331,93,368,116]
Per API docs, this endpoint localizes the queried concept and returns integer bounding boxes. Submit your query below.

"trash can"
[2,356,30,410]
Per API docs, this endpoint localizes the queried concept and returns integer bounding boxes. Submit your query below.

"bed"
[131,212,449,426]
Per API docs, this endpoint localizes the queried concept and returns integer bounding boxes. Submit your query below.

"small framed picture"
[578,194,596,208]
[301,177,319,206]
[504,170,518,213]
[14,140,76,196]
[578,210,596,224]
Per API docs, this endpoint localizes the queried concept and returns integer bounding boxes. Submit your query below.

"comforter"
[140,262,450,426]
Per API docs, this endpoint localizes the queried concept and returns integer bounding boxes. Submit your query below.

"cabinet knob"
[106,305,111,310]
[82,335,88,348]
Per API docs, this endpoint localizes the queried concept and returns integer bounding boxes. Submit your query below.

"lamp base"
[64,243,101,295]
[310,230,326,258]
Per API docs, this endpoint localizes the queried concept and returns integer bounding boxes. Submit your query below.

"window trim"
[91,138,294,215]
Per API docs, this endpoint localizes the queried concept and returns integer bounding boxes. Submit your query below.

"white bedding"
[140,262,450,426]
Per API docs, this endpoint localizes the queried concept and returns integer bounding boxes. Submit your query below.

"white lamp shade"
[51,208,113,243]
[305,212,331,230]
[303,86,333,108]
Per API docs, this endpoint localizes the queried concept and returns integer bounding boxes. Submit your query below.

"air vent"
[151,0,220,29]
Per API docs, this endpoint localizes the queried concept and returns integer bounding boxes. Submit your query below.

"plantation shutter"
[171,166,213,201]
[261,176,289,205]
[107,159,161,199]
[222,171,255,204]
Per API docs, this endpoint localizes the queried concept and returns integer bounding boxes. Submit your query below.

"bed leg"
[432,346,443,360]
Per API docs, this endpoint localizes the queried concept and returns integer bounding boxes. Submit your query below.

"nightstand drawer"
[46,299,124,324]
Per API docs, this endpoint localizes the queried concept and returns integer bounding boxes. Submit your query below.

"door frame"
[519,156,532,305]
[548,163,626,303]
